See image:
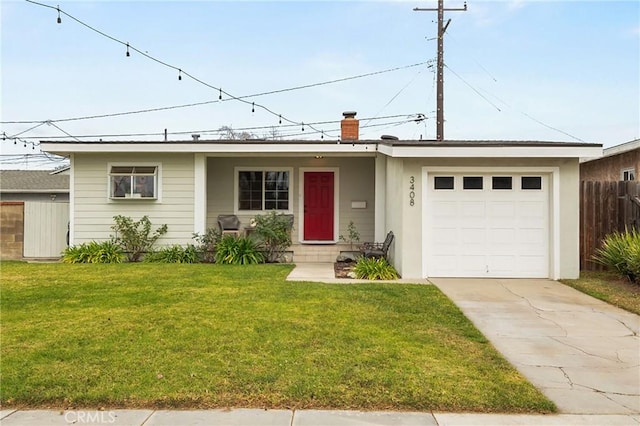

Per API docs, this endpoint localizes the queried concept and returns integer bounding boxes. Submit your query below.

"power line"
[0,61,432,125]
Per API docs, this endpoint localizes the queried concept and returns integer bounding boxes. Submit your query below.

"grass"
[561,270,640,315]
[0,262,555,413]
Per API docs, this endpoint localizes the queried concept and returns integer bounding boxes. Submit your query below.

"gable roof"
[0,170,70,193]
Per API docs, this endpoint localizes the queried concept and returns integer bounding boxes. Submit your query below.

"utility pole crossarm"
[414,1,467,142]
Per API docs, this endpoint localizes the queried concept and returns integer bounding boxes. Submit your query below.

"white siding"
[23,201,69,257]
[72,153,195,246]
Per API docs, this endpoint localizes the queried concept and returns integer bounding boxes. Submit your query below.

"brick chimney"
[341,111,359,141]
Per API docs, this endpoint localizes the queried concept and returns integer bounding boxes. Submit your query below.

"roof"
[580,139,639,163]
[0,170,70,193]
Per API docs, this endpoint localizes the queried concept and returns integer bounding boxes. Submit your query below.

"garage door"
[425,173,549,278]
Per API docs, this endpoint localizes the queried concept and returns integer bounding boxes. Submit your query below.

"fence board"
[580,181,640,270]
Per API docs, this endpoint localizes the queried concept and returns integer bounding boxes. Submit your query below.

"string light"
[301,122,305,132]
[251,102,255,113]
[56,5,61,23]
[178,69,182,81]
[279,115,282,125]
[126,43,130,57]
[219,88,222,100]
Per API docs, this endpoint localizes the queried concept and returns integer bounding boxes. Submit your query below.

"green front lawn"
[561,270,640,315]
[0,263,554,412]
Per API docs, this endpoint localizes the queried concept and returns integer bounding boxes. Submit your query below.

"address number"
[409,176,415,206]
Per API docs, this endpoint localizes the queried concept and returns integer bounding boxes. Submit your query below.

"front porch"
[291,243,353,263]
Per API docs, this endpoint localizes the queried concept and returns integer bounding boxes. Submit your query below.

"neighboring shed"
[580,139,639,181]
[0,169,70,259]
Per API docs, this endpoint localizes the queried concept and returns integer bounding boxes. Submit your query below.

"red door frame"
[303,171,335,241]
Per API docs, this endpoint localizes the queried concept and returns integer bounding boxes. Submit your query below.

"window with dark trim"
[521,176,542,190]
[434,176,454,190]
[238,170,290,211]
[492,176,512,190]
[463,176,483,190]
[109,166,157,199]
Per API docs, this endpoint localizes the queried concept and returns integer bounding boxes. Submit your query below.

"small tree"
[253,211,292,263]
[111,215,168,262]
[339,221,360,251]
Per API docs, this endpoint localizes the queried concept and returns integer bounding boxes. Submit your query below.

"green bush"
[192,228,221,263]
[62,241,124,264]
[353,257,399,280]
[111,215,168,262]
[593,228,640,283]
[144,245,199,263]
[253,211,292,263]
[215,235,264,265]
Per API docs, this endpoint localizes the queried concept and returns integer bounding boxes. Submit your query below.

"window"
[621,168,636,181]
[521,176,542,190]
[434,176,454,190]
[463,176,483,190]
[492,176,512,190]
[109,166,157,199]
[237,169,290,211]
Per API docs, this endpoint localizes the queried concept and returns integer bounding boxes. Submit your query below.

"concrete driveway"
[431,278,640,415]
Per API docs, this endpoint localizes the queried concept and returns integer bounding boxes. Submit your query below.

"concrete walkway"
[1,409,637,425]
[286,261,430,284]
[431,278,640,416]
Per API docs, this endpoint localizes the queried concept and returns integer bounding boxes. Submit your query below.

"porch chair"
[361,231,394,260]
[217,214,241,237]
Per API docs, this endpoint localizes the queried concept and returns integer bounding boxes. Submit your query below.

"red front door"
[304,172,334,241]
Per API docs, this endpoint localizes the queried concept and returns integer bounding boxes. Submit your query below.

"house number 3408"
[409,176,415,206]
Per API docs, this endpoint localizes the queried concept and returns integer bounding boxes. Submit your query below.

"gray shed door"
[23,202,69,258]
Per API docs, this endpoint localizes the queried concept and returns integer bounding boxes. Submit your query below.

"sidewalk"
[1,408,638,425]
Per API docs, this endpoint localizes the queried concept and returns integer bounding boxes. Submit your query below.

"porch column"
[194,154,207,235]
[374,154,387,241]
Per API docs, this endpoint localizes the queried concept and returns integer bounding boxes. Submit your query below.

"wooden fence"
[580,180,640,270]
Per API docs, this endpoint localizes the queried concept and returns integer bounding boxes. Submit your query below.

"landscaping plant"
[143,244,199,263]
[192,228,221,263]
[111,215,168,262]
[215,235,264,264]
[353,257,399,280]
[61,241,124,264]
[339,220,360,251]
[252,211,292,263]
[593,227,640,283]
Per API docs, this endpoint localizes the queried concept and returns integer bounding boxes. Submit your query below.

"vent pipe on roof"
[341,111,359,141]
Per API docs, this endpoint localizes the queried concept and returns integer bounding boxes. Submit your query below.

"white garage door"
[425,173,549,278]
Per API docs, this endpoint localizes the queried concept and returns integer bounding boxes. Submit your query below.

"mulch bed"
[334,261,355,278]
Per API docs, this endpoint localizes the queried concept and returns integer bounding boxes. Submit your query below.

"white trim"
[374,155,386,241]
[69,154,75,246]
[106,162,162,202]
[43,142,378,154]
[298,167,340,243]
[194,154,207,236]
[421,166,559,279]
[233,167,294,214]
[380,144,602,159]
[621,167,636,181]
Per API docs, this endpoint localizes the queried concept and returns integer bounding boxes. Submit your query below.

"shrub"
[252,211,292,263]
[593,228,640,283]
[192,228,221,263]
[144,245,199,263]
[353,257,399,280]
[111,215,168,262]
[62,241,124,264]
[215,235,264,265]
[339,221,360,251]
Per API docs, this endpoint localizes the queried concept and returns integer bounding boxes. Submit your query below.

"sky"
[1,0,639,169]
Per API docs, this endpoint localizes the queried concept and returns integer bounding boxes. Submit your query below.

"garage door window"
[522,176,542,190]
[463,176,483,190]
[492,176,512,190]
[434,176,454,190]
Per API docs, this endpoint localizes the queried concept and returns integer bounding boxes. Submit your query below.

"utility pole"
[414,0,467,141]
